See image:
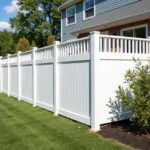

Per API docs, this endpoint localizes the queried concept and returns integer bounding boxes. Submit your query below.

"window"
[121,25,148,53]
[66,6,76,26]
[83,0,95,20]
[122,25,148,38]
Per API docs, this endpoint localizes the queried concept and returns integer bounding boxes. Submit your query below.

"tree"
[116,59,150,131]
[31,40,37,48]
[10,0,67,48]
[0,30,16,56]
[16,37,31,52]
[47,34,55,45]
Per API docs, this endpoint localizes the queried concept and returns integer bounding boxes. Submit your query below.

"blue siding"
[62,2,83,42]
[96,0,138,15]
[62,0,138,42]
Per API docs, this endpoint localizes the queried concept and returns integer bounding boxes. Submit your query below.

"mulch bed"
[97,120,150,150]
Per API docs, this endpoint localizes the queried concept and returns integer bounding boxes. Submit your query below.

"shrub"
[16,37,31,52]
[116,58,150,130]
[31,40,37,48]
[47,34,55,46]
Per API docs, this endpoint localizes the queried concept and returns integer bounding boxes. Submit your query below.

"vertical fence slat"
[117,39,119,52]
[143,41,145,54]
[125,40,127,53]
[121,39,123,53]
[132,40,134,53]
[146,41,149,54]
[128,40,131,53]
[108,38,111,52]
[113,39,115,52]
[104,38,107,52]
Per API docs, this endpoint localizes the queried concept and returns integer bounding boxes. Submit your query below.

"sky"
[0,0,19,31]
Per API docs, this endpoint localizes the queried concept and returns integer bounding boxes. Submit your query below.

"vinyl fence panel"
[0,33,150,131]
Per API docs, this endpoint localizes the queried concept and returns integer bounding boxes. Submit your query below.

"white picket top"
[10,54,17,63]
[36,45,54,60]
[20,50,32,62]
[99,34,150,54]
[58,37,90,57]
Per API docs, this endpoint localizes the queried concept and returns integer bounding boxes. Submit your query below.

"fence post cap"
[53,41,60,45]
[18,51,22,54]
[90,31,100,35]
[32,47,38,51]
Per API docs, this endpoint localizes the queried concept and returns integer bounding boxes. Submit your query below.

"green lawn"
[0,94,129,150]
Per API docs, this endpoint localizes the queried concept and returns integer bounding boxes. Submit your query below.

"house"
[59,0,150,42]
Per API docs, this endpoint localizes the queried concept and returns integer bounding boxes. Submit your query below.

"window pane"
[134,27,146,38]
[67,16,75,24]
[123,30,134,37]
[67,8,75,17]
[85,7,94,18]
[85,0,94,9]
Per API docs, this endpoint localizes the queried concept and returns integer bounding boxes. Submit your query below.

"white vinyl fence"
[0,31,150,131]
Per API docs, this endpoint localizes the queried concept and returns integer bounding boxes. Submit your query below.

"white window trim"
[83,0,96,21]
[66,5,76,26]
[120,24,148,38]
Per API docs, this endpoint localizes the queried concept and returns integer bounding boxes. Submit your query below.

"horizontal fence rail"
[36,45,54,60]
[99,34,150,54]
[58,37,90,57]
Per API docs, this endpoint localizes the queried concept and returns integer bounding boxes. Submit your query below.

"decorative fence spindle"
[35,45,54,60]
[99,34,150,54]
[58,37,90,57]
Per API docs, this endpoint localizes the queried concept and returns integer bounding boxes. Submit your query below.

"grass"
[0,93,130,150]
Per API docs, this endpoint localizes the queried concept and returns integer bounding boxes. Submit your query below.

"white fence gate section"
[0,31,150,131]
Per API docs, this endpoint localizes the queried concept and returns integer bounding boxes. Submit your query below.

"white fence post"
[18,51,21,101]
[7,54,10,97]
[54,41,60,116]
[33,47,38,107]
[90,31,100,131]
[0,56,2,93]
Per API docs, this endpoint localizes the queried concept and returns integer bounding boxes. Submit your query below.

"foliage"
[116,58,150,130]
[0,30,16,56]
[10,0,67,48]
[47,34,55,45]
[16,37,31,52]
[31,40,37,48]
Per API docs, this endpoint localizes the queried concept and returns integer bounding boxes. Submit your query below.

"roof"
[71,0,150,34]
[59,0,81,10]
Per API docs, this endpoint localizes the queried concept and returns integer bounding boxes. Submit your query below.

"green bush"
[116,58,150,130]
[31,40,37,48]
